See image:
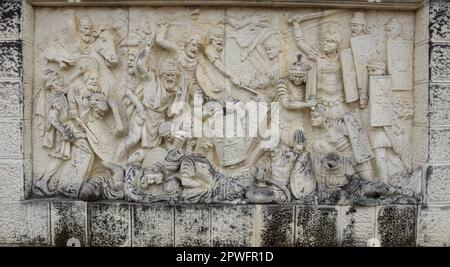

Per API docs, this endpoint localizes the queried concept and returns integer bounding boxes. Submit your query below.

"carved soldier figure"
[350,12,369,37]
[156,22,203,102]
[292,19,349,122]
[197,26,243,102]
[34,70,91,196]
[385,18,403,41]
[311,104,373,180]
[77,16,97,54]
[115,38,183,161]
[277,55,316,146]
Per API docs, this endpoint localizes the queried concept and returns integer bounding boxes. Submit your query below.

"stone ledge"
[28,0,423,10]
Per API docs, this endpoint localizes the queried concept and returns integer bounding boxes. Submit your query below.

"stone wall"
[0,0,448,247]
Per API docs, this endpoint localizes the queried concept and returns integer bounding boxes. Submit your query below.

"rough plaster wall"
[0,0,448,247]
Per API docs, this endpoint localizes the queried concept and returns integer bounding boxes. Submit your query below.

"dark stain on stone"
[295,206,338,247]
[0,41,22,78]
[378,206,417,247]
[0,0,21,38]
[175,205,210,247]
[260,206,293,247]
[88,203,130,247]
[52,202,86,247]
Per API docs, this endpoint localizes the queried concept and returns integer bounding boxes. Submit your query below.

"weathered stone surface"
[295,206,338,247]
[88,203,131,247]
[418,205,450,246]
[425,165,450,203]
[429,128,450,162]
[0,41,22,79]
[0,121,22,159]
[430,0,450,43]
[0,201,49,245]
[415,1,429,45]
[0,160,24,200]
[412,126,428,165]
[211,205,254,247]
[377,205,417,247]
[256,205,294,247]
[132,204,174,247]
[0,82,22,119]
[388,168,422,194]
[51,201,87,247]
[413,83,428,126]
[430,83,450,126]
[413,43,429,83]
[430,44,450,83]
[174,205,210,247]
[0,0,21,40]
[341,206,376,247]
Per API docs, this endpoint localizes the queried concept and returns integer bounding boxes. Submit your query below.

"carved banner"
[340,48,359,103]
[369,75,392,127]
[350,34,377,89]
[387,40,413,91]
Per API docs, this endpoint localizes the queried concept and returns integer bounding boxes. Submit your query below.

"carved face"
[211,33,224,51]
[264,42,280,60]
[185,39,201,59]
[162,71,178,91]
[166,148,184,163]
[323,38,338,54]
[350,23,365,36]
[289,72,306,86]
[85,72,100,93]
[311,109,324,127]
[127,50,138,76]
[79,25,95,43]
[385,25,401,39]
[142,168,164,188]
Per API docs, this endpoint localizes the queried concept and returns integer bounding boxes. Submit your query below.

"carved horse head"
[93,29,119,67]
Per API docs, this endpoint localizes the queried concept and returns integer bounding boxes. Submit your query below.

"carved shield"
[340,48,359,103]
[85,114,122,163]
[350,34,377,89]
[290,152,315,200]
[387,40,413,91]
[369,75,392,127]
[343,112,373,163]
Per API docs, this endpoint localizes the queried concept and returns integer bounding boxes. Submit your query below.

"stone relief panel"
[31,7,420,206]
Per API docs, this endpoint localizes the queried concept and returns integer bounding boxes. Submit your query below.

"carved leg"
[354,161,373,181]
[35,158,63,196]
[109,99,125,136]
[374,147,388,183]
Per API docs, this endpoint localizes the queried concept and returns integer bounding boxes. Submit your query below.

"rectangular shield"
[369,75,392,127]
[340,48,359,103]
[350,34,377,89]
[343,112,373,163]
[387,40,413,91]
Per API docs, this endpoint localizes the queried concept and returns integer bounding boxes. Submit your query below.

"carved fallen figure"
[313,142,419,206]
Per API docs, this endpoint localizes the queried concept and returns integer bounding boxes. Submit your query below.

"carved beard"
[81,33,95,44]
[163,78,176,91]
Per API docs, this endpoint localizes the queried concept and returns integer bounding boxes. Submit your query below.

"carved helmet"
[350,12,367,26]
[78,16,94,28]
[290,54,311,74]
[158,58,179,76]
[385,18,402,31]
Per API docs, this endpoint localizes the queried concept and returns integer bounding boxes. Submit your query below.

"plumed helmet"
[290,54,311,74]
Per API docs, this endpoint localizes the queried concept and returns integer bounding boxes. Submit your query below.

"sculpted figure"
[311,104,373,180]
[115,38,182,161]
[277,55,315,146]
[291,17,349,122]
[34,70,90,196]
[197,26,242,102]
[78,162,125,201]
[75,16,125,135]
[313,142,417,205]
[123,148,182,203]
[156,22,203,102]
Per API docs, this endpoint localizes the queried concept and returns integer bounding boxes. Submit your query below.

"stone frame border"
[2,0,449,247]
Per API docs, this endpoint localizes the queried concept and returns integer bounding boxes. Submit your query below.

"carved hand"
[360,93,369,109]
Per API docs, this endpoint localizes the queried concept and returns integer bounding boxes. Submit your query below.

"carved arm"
[292,21,318,61]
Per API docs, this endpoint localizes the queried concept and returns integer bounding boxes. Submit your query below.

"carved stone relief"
[32,7,419,205]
